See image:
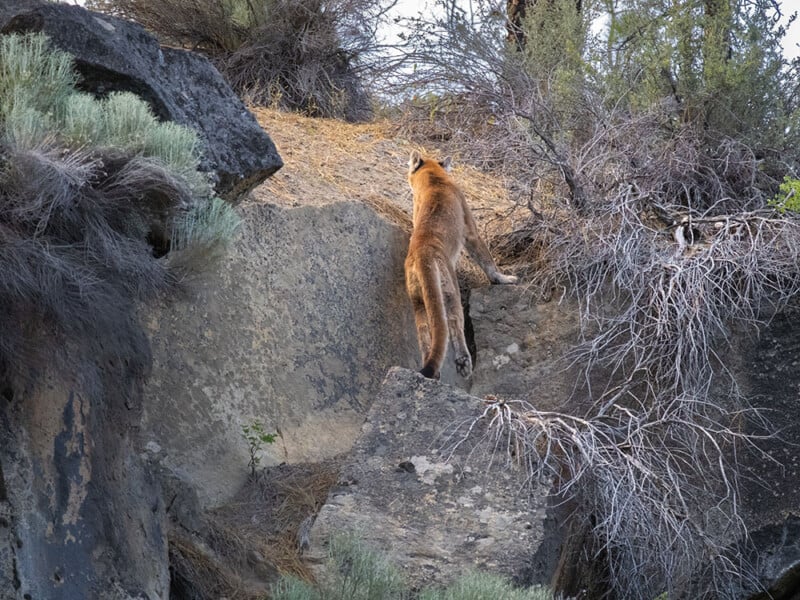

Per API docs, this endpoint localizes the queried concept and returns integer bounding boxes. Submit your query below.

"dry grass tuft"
[169,532,260,600]
[211,460,341,581]
[168,460,341,598]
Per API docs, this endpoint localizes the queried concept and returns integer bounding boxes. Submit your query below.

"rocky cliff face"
[302,286,586,592]
[4,179,799,598]
[0,2,284,598]
[0,354,168,599]
[307,366,549,590]
[733,309,800,599]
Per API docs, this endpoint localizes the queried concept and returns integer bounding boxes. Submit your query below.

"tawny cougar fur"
[404,150,518,379]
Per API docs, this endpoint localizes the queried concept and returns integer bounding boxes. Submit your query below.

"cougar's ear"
[439,156,453,172]
[409,150,424,174]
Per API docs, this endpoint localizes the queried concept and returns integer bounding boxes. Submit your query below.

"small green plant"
[769,176,800,213]
[241,420,277,478]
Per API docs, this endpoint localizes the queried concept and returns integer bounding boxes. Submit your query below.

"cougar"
[404,150,517,379]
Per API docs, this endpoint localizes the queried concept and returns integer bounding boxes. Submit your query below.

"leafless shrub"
[443,394,771,599]
[91,0,396,121]
[391,2,800,597]
[88,0,246,54]
[386,2,591,212]
[479,107,800,599]
[222,0,374,121]
[521,107,800,391]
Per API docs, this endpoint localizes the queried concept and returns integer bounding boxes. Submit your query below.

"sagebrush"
[0,32,238,387]
[270,534,554,600]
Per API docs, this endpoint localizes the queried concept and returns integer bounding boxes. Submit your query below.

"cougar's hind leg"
[442,264,472,378]
[406,269,432,366]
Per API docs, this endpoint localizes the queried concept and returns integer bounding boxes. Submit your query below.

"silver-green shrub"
[0,32,239,383]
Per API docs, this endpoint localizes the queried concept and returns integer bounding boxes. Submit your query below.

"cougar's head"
[408,150,452,178]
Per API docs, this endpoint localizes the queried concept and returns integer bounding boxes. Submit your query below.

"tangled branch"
[442,391,773,599]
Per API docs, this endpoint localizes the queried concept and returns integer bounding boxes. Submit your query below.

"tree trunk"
[506,0,583,50]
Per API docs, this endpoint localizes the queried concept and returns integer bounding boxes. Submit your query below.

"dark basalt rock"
[0,0,283,203]
[747,517,800,600]
[0,354,169,600]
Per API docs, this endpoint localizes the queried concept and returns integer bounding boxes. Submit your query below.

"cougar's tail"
[418,255,447,379]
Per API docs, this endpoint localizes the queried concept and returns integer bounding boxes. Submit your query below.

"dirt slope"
[249,108,521,243]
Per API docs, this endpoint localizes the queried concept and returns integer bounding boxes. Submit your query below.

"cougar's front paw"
[492,272,518,285]
[455,353,473,378]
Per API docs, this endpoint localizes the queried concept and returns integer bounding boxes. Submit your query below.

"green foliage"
[520,0,587,97]
[1,33,240,255]
[0,32,75,123]
[0,33,72,148]
[599,0,796,150]
[769,176,800,213]
[61,92,105,145]
[270,534,553,600]
[63,91,211,198]
[420,572,554,600]
[324,533,408,600]
[100,90,162,148]
[1,33,214,187]
[513,0,591,146]
[171,196,241,252]
[241,420,277,478]
[270,576,321,600]
[270,533,406,600]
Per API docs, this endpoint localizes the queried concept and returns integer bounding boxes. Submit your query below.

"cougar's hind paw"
[420,364,440,379]
[455,354,473,378]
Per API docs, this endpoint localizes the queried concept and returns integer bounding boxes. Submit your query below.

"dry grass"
[211,460,341,580]
[168,460,341,598]
[249,107,525,245]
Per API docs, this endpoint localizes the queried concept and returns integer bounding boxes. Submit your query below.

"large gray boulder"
[0,0,282,203]
[307,366,548,590]
[141,200,422,506]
